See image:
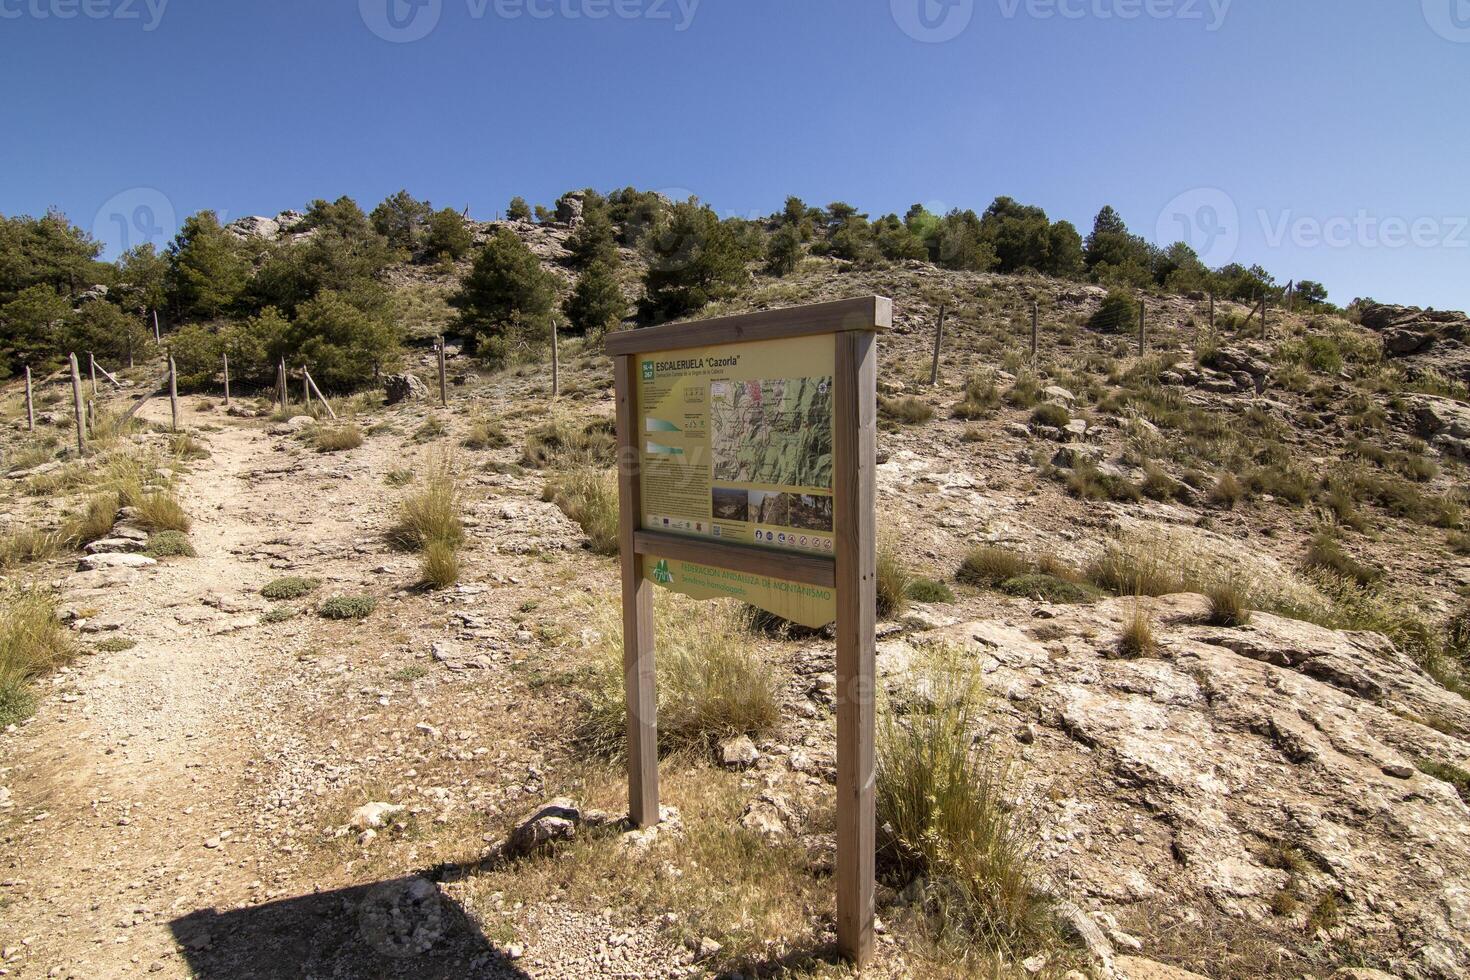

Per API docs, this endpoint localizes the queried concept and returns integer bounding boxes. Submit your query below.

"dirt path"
[0,403,322,978]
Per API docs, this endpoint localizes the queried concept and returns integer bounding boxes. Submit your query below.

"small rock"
[719,735,760,769]
[506,798,580,857]
[348,801,405,831]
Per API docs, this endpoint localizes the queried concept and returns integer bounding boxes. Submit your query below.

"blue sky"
[2,0,1467,309]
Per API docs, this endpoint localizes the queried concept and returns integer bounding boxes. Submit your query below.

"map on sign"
[710,377,833,489]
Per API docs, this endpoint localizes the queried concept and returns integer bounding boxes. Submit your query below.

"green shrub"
[1000,574,1102,604]
[144,531,195,558]
[411,417,447,443]
[1030,403,1070,429]
[261,605,298,624]
[906,578,956,604]
[319,594,377,620]
[953,374,1001,420]
[957,546,1031,587]
[260,576,321,601]
[1089,290,1138,334]
[94,637,136,653]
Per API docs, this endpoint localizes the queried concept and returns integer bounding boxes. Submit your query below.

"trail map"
[709,377,833,489]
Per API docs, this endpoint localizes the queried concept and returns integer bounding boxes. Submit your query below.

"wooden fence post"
[68,354,87,455]
[1138,298,1147,356]
[89,353,98,396]
[278,358,288,409]
[1031,301,1039,362]
[223,354,231,407]
[1209,291,1215,332]
[168,355,179,432]
[24,366,34,432]
[152,309,161,343]
[1261,295,1269,339]
[928,304,946,385]
[301,366,310,411]
[551,321,560,399]
[304,369,337,420]
[437,336,448,408]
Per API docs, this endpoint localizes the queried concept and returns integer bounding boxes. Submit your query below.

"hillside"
[1,204,1469,980]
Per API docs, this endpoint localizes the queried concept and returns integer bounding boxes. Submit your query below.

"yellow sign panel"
[637,333,837,627]
[644,556,836,629]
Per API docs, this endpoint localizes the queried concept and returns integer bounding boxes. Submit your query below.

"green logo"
[652,560,673,585]
[641,361,655,381]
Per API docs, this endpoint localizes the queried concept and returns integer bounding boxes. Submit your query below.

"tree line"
[0,187,1330,392]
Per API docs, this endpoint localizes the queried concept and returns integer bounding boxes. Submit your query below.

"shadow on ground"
[170,873,530,979]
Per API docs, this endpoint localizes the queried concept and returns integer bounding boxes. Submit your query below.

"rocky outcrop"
[883,595,1470,978]
[383,373,430,404]
[1412,395,1470,458]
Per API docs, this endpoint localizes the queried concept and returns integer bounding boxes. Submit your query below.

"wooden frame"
[611,295,886,965]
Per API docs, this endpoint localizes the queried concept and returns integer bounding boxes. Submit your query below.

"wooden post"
[168,355,178,432]
[278,358,289,409]
[614,354,659,828]
[152,309,161,343]
[223,354,231,406]
[437,336,448,408]
[304,369,338,420]
[68,354,87,455]
[1261,295,1269,339]
[89,353,98,396]
[1138,298,1147,356]
[551,321,560,399]
[1031,300,1039,362]
[927,304,946,385]
[301,366,310,410]
[834,329,878,967]
[1209,291,1215,332]
[24,366,34,432]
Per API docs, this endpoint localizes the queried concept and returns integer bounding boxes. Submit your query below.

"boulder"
[225,215,281,241]
[383,373,430,405]
[1383,328,1435,356]
[77,553,156,571]
[718,735,760,768]
[506,798,581,857]
[83,537,142,555]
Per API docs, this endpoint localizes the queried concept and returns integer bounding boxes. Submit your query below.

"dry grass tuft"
[386,453,464,552]
[546,468,619,556]
[420,539,461,589]
[876,539,912,620]
[311,424,364,452]
[877,644,1057,962]
[579,595,778,754]
[1116,601,1159,658]
[0,586,73,726]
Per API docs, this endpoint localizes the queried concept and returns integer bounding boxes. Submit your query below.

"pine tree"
[565,259,627,336]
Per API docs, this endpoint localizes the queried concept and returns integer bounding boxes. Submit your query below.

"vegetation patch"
[1416,758,1470,804]
[906,578,956,604]
[310,424,364,452]
[94,637,137,653]
[144,530,196,558]
[879,396,935,425]
[0,587,73,727]
[318,594,378,620]
[260,576,322,601]
[546,468,618,556]
[463,417,509,450]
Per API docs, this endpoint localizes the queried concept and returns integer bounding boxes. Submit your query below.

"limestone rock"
[384,373,430,405]
[348,801,405,830]
[719,735,759,769]
[77,553,156,571]
[507,798,580,857]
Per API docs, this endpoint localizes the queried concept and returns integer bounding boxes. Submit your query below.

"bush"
[579,596,778,753]
[1030,402,1070,429]
[318,594,377,620]
[547,468,619,556]
[522,419,616,468]
[462,418,508,450]
[420,540,461,589]
[1089,290,1138,334]
[260,576,321,601]
[386,455,464,552]
[953,374,1001,420]
[999,574,1101,604]
[906,578,955,604]
[310,424,364,452]
[564,260,627,337]
[957,546,1031,587]
[879,396,935,425]
[0,587,73,726]
[877,645,1052,956]
[144,531,195,558]
[131,491,191,534]
[638,200,753,323]
[65,492,119,547]
[289,289,400,390]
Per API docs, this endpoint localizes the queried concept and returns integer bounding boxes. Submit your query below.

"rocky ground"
[2,248,1469,979]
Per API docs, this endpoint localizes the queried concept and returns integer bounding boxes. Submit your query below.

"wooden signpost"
[928,303,946,385]
[605,295,886,965]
